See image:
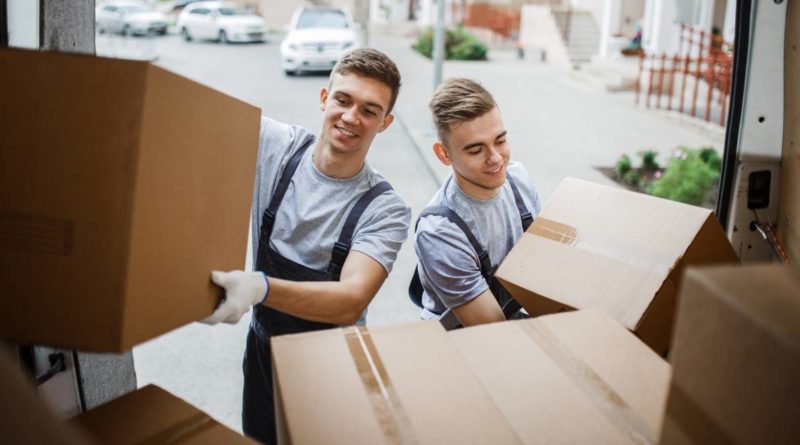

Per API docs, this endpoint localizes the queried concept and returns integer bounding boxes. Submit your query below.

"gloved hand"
[201,270,269,325]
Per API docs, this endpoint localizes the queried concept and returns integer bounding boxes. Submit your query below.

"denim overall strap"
[257,136,315,257]
[327,181,393,279]
[407,205,492,309]
[507,175,534,230]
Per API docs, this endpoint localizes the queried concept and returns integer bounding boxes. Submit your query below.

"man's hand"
[201,270,269,325]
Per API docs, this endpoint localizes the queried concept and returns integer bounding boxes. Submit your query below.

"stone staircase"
[551,9,600,66]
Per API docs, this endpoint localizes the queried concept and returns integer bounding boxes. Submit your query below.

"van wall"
[781,0,800,264]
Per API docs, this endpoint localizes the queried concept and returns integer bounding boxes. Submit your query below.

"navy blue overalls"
[242,137,393,444]
[408,175,533,329]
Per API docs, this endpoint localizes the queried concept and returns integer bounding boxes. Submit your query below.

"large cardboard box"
[495,178,738,354]
[273,313,670,445]
[0,48,259,351]
[660,264,800,444]
[73,385,258,445]
[0,349,89,445]
[272,321,522,444]
[451,310,671,445]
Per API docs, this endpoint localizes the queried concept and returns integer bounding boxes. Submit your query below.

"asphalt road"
[123,33,435,431]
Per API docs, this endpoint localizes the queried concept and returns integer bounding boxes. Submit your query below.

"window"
[297,10,349,29]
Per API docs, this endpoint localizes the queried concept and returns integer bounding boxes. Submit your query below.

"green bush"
[639,149,660,171]
[413,27,488,61]
[451,39,488,60]
[650,147,721,205]
[615,154,632,178]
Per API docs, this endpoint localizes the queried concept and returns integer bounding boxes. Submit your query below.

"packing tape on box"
[136,412,216,445]
[345,326,418,445]
[529,218,675,275]
[517,321,658,445]
[664,383,735,444]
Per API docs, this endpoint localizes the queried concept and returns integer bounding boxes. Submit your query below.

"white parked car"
[177,1,266,43]
[280,7,359,76]
[96,1,169,36]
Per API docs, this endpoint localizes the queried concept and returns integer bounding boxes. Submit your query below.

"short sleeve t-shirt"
[414,162,542,319]
[251,116,411,279]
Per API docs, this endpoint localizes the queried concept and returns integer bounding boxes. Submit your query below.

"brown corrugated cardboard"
[495,178,738,354]
[660,264,800,444]
[0,48,259,351]
[450,310,671,445]
[0,349,90,445]
[272,321,522,444]
[72,384,258,444]
[781,0,800,264]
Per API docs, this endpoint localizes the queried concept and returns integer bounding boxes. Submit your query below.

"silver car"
[96,1,168,36]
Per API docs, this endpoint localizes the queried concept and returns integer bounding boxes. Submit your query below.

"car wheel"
[284,69,297,76]
[182,27,192,42]
[122,24,131,37]
[97,23,105,34]
[218,30,228,44]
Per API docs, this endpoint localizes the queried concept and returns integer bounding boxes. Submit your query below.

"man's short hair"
[429,77,497,145]
[332,48,402,114]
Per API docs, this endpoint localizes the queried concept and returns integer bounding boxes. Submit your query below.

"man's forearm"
[263,277,371,325]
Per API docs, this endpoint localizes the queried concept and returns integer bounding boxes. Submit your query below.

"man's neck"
[312,140,366,179]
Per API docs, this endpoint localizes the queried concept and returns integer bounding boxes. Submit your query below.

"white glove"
[201,270,269,325]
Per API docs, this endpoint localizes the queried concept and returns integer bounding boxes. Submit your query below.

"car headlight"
[342,41,355,49]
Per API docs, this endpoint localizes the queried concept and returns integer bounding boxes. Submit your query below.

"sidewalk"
[370,27,725,202]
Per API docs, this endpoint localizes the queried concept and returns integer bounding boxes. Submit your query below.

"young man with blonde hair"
[410,77,542,329]
[203,49,411,444]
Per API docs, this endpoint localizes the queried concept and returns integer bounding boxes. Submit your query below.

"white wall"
[520,4,572,68]
[8,0,39,49]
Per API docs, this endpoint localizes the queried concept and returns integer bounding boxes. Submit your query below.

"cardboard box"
[450,310,671,445]
[73,384,258,445]
[0,48,259,351]
[660,264,800,444]
[272,321,521,444]
[0,349,89,445]
[495,178,738,354]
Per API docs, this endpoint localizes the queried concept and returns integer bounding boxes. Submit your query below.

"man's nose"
[486,147,503,164]
[342,106,358,123]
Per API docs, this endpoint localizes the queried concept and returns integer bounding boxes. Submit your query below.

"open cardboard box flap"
[496,178,738,354]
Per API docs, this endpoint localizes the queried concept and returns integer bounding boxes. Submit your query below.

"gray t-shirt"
[251,116,411,279]
[414,162,542,320]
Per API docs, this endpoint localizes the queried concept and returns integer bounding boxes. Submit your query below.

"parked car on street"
[280,7,359,76]
[177,1,266,43]
[96,1,168,36]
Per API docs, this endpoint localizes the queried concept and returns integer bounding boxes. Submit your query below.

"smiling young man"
[410,77,542,329]
[201,49,411,445]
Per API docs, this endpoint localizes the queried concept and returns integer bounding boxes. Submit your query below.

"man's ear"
[319,88,328,112]
[433,142,452,166]
[377,113,394,133]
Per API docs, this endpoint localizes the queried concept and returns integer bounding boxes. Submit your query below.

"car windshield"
[119,5,150,13]
[296,10,349,29]
[217,7,240,16]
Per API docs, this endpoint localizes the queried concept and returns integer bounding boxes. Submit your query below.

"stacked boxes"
[0,48,261,443]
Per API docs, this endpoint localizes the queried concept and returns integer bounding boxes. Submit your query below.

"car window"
[119,5,150,13]
[296,10,349,29]
[217,7,240,16]
[103,5,117,12]
[191,8,210,15]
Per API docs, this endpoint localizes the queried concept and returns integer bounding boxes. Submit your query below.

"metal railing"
[636,25,734,126]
